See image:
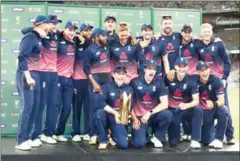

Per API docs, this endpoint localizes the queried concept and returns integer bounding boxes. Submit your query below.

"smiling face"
[198,66,210,82]
[175,64,187,77]
[82,28,93,39]
[113,72,125,86]
[48,23,59,33]
[181,31,192,42]
[200,24,213,41]
[161,19,172,35]
[142,27,153,40]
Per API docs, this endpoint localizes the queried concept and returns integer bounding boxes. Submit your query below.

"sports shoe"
[89,135,97,145]
[151,136,163,148]
[15,141,31,151]
[40,134,57,144]
[54,135,68,142]
[83,134,90,141]
[72,135,81,142]
[98,143,108,150]
[209,139,223,149]
[31,139,42,147]
[109,137,116,146]
[182,134,191,141]
[227,138,235,145]
[190,140,201,149]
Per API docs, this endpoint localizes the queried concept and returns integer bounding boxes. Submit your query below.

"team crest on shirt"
[152,46,155,51]
[152,86,156,91]
[173,35,176,40]
[190,43,193,48]
[183,49,191,57]
[128,46,131,51]
[173,88,182,99]
[143,93,152,102]
[114,98,121,107]
[145,53,153,60]
[212,46,215,51]
[208,85,212,90]
[183,84,187,90]
[55,35,58,40]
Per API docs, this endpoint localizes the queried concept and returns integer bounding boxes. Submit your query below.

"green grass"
[228,88,239,141]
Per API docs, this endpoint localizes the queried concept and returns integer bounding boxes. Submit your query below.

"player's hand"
[132,118,141,130]
[76,34,85,45]
[167,70,176,81]
[154,33,161,40]
[34,28,47,38]
[206,100,214,108]
[93,82,101,93]
[130,35,139,45]
[141,112,151,124]
[114,111,121,124]
[214,37,222,42]
[179,103,188,110]
[222,79,227,88]
[24,71,36,86]
[139,40,149,48]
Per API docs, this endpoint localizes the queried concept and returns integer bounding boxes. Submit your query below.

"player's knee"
[132,139,145,149]
[193,106,203,117]
[96,109,106,120]
[118,140,128,149]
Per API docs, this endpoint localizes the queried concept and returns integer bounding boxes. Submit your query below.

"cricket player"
[15,15,49,150]
[96,66,133,150]
[130,60,172,148]
[71,23,93,142]
[83,28,112,144]
[110,22,139,84]
[53,21,78,142]
[197,23,234,144]
[196,61,229,149]
[104,16,118,46]
[137,23,169,77]
[165,57,202,148]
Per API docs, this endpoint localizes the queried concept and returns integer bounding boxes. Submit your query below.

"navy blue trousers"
[16,71,40,144]
[71,79,90,136]
[168,106,203,146]
[132,110,172,149]
[32,72,59,139]
[95,109,128,149]
[55,76,73,135]
[201,106,229,145]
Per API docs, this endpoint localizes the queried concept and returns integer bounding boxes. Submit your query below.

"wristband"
[213,101,218,108]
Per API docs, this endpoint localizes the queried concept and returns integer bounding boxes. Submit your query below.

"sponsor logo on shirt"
[143,93,152,104]
[205,53,213,63]
[201,91,209,100]
[173,89,182,99]
[183,48,191,58]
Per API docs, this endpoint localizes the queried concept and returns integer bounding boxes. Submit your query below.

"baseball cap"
[181,24,192,33]
[48,15,62,23]
[104,16,116,22]
[79,23,93,32]
[92,28,107,38]
[196,61,209,70]
[114,65,127,74]
[174,57,188,66]
[141,23,153,31]
[65,21,78,29]
[144,60,157,67]
[34,15,50,26]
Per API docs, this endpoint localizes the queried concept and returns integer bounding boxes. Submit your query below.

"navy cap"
[48,15,62,23]
[80,23,93,32]
[196,61,209,70]
[181,24,192,33]
[65,21,78,29]
[141,23,153,31]
[114,65,127,74]
[144,60,157,67]
[34,15,50,25]
[92,28,107,38]
[174,57,188,66]
[104,16,116,22]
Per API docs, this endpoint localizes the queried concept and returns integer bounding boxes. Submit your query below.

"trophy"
[119,91,132,125]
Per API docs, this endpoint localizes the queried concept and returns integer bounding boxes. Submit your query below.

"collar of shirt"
[140,75,156,85]
[174,72,188,83]
[198,74,213,86]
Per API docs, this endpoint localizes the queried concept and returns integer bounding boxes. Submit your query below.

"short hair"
[118,22,130,32]
[200,23,213,30]
[161,16,172,24]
